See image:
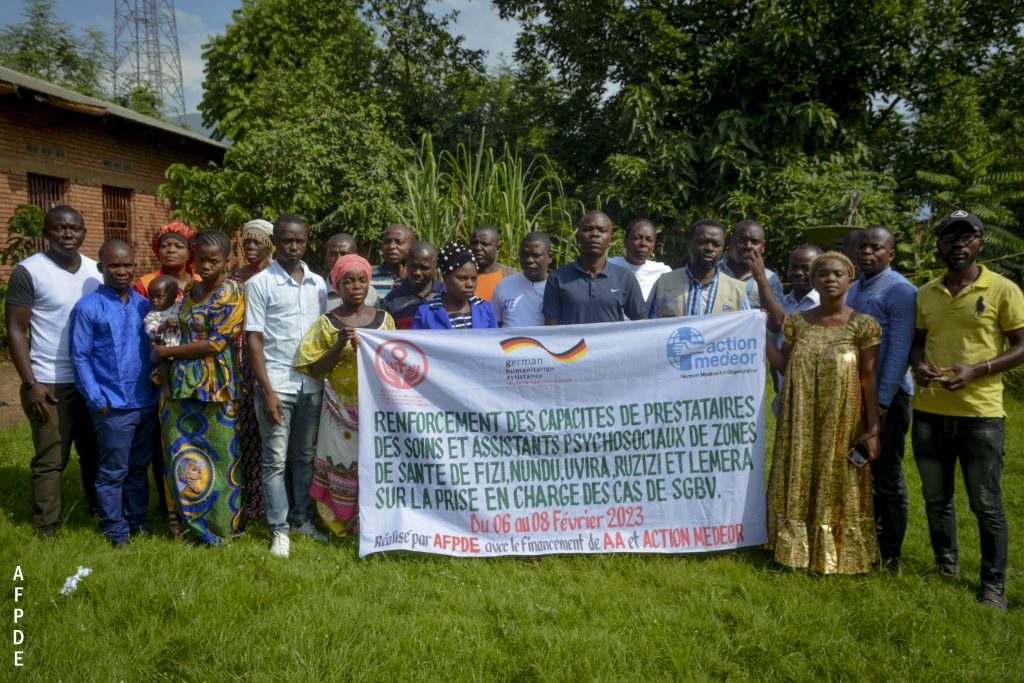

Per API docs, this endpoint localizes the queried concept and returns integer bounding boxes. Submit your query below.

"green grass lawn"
[2,398,1023,681]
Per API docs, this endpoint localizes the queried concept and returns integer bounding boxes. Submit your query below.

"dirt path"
[0,362,27,429]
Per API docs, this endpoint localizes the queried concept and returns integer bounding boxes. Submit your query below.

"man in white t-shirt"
[5,206,101,537]
[492,232,552,328]
[607,217,672,303]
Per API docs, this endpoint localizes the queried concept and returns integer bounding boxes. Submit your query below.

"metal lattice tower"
[113,0,187,123]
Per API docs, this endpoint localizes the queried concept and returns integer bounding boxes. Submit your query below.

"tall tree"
[363,0,485,147]
[200,0,380,142]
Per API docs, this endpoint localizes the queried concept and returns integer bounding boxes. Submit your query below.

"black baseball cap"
[936,210,984,236]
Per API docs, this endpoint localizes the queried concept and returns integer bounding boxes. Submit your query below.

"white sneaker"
[270,531,290,558]
[293,520,328,543]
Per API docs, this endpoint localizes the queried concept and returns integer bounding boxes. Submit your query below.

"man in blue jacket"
[70,240,160,548]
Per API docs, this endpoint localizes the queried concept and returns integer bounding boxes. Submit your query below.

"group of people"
[5,204,1022,611]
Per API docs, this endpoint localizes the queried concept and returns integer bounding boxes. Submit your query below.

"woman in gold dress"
[766,251,882,574]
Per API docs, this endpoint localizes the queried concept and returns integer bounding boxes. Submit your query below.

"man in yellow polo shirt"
[910,210,1024,611]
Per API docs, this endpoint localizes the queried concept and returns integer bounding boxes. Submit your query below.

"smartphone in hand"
[847,444,869,468]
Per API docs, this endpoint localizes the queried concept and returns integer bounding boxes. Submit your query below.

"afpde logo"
[375,340,429,389]
[666,326,759,372]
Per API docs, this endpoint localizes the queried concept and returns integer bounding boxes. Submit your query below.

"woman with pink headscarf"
[294,254,395,536]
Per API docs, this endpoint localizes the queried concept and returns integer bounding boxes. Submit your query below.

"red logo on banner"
[374,340,429,389]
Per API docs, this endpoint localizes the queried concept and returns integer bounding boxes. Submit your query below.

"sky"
[43,0,519,115]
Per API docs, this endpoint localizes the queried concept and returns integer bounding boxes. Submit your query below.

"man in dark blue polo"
[543,211,646,325]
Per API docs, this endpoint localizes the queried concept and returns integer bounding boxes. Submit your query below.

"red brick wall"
[0,94,223,281]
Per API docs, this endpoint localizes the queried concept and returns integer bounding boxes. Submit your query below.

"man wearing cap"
[910,210,1024,610]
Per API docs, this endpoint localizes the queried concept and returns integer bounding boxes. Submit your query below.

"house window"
[27,173,69,253]
[102,186,132,243]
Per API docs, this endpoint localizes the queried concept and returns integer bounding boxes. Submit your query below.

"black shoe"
[978,589,1008,611]
[882,557,900,575]
[934,565,960,582]
[112,540,130,550]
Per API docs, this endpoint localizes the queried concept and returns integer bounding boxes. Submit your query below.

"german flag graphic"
[499,337,588,362]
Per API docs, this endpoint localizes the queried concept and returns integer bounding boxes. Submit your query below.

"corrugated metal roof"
[0,65,227,150]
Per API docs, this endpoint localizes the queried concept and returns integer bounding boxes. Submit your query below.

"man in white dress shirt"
[245,215,328,558]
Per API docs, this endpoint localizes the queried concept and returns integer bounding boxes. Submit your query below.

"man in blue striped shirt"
[846,225,917,571]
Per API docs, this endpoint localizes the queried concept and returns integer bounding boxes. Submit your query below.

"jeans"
[20,382,100,532]
[92,406,158,542]
[872,389,910,561]
[912,411,1007,593]
[255,390,322,534]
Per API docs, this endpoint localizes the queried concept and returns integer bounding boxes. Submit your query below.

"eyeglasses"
[939,232,981,247]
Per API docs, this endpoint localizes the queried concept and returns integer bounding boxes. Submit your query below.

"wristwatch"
[21,380,38,391]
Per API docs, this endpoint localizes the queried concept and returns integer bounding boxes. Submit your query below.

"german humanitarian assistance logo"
[499,336,588,362]
[374,339,429,389]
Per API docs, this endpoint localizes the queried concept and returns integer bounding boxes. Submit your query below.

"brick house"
[0,65,226,280]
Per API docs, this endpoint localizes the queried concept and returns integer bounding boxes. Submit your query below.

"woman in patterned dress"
[154,231,246,544]
[295,254,394,536]
[229,219,273,521]
[133,220,201,519]
[766,251,882,574]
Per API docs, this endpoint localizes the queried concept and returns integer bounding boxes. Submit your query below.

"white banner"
[356,311,768,557]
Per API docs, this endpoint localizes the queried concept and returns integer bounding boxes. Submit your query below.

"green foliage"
[111,82,167,121]
[200,0,379,142]
[0,0,108,98]
[496,0,1024,267]
[722,154,902,271]
[1005,365,1024,401]
[163,59,403,254]
[0,205,41,359]
[394,132,582,266]
[362,0,485,147]
[199,0,486,149]
[1,204,43,266]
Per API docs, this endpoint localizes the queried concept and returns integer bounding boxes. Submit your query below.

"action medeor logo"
[374,340,428,389]
[666,327,706,371]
